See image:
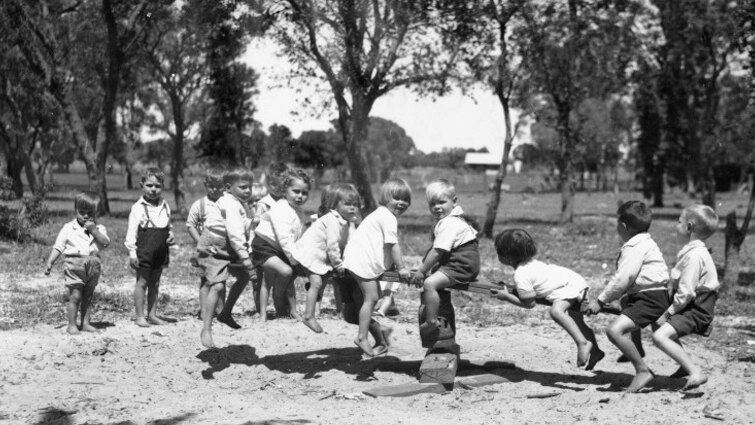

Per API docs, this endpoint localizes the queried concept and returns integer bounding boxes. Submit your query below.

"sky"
[242,39,528,157]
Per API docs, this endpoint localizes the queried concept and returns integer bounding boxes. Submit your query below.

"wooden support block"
[456,374,509,389]
[419,352,459,385]
[363,382,446,397]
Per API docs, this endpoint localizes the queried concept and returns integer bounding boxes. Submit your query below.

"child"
[187,168,226,319]
[652,205,719,390]
[125,168,175,327]
[336,272,392,356]
[411,179,480,340]
[201,167,256,337]
[293,183,360,333]
[45,192,110,334]
[374,281,401,317]
[491,228,604,370]
[343,178,412,356]
[252,168,311,321]
[584,200,670,392]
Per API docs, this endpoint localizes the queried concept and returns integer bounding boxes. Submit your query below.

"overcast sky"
[243,39,528,157]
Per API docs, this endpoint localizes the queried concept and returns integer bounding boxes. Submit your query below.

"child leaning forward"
[45,192,110,334]
[491,228,603,370]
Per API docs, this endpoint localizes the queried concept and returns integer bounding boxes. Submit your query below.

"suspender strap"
[142,204,154,227]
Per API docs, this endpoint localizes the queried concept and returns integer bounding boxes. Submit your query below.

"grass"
[2,175,755,330]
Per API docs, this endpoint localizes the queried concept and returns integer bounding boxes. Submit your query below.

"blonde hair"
[683,204,718,239]
[378,178,412,206]
[425,179,456,203]
[318,183,361,217]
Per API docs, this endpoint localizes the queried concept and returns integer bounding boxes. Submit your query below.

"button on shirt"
[598,232,669,304]
[53,219,109,256]
[667,240,719,316]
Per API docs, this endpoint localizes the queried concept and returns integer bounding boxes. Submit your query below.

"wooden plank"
[419,352,458,385]
[456,374,509,389]
[363,382,446,398]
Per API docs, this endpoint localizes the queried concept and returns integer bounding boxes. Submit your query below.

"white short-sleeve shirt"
[514,259,588,302]
[343,206,398,279]
[432,206,477,252]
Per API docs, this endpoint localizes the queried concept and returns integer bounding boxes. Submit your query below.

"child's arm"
[124,205,141,268]
[45,226,68,275]
[490,286,537,309]
[271,208,301,265]
[658,258,702,325]
[410,248,444,286]
[596,248,643,305]
[44,249,61,275]
[85,221,110,248]
[324,218,345,271]
[388,243,411,280]
[224,200,251,262]
[186,202,201,244]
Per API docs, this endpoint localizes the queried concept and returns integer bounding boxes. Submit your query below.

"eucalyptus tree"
[263,0,470,212]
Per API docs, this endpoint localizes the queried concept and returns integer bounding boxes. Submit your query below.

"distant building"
[464,152,521,173]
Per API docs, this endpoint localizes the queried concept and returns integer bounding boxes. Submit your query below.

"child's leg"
[263,257,294,317]
[146,269,167,325]
[80,283,98,332]
[421,272,454,327]
[286,280,300,320]
[303,273,324,333]
[201,282,225,348]
[652,323,706,389]
[66,287,82,334]
[567,307,604,370]
[216,286,226,315]
[219,268,248,321]
[259,269,271,321]
[134,270,150,327]
[368,319,392,355]
[549,300,595,367]
[607,315,653,392]
[331,279,342,314]
[355,276,380,356]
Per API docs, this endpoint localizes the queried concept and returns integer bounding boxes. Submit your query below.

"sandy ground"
[2,276,755,425]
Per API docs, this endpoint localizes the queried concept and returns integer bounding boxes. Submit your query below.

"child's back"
[514,259,587,302]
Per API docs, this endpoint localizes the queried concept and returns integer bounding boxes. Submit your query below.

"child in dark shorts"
[585,201,669,393]
[410,179,480,340]
[336,273,391,353]
[652,204,719,390]
[45,192,110,334]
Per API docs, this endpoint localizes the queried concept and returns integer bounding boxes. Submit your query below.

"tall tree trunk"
[21,149,37,195]
[170,93,186,215]
[5,154,24,199]
[482,92,515,238]
[723,177,755,293]
[339,95,376,213]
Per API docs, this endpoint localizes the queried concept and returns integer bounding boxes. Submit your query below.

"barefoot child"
[491,228,604,370]
[187,168,226,319]
[585,200,670,392]
[125,168,175,327]
[410,179,480,339]
[652,204,719,390]
[252,168,311,321]
[293,183,360,333]
[343,178,412,356]
[45,192,110,334]
[205,167,256,335]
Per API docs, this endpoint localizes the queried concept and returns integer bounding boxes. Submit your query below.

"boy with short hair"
[196,167,255,346]
[652,204,719,390]
[187,168,226,319]
[585,200,669,392]
[45,192,110,334]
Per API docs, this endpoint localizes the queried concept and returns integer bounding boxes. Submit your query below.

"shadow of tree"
[34,407,75,425]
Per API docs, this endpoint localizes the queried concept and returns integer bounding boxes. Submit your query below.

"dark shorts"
[668,291,717,337]
[335,274,362,325]
[621,289,670,328]
[433,239,480,284]
[251,236,290,268]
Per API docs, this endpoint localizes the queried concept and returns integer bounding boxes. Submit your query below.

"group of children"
[45,166,720,393]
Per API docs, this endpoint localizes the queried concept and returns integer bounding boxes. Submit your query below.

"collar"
[448,205,465,217]
[622,232,651,248]
[138,196,166,209]
[676,239,706,260]
[329,210,348,225]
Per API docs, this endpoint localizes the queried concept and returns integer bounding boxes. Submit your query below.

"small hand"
[410,270,425,287]
[83,220,97,233]
[397,267,412,283]
[583,299,602,316]
[44,264,52,275]
[129,255,139,269]
[489,287,508,300]
[166,232,176,246]
[655,311,669,327]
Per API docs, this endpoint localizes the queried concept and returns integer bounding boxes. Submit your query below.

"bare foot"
[81,323,98,333]
[217,314,241,329]
[576,341,593,367]
[585,347,605,371]
[354,338,375,357]
[372,345,388,356]
[147,316,167,326]
[683,372,708,390]
[626,369,655,393]
[302,317,323,333]
[66,325,80,335]
[135,317,151,328]
[290,311,302,321]
[200,329,216,348]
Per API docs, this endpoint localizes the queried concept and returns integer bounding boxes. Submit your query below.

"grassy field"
[1,176,755,330]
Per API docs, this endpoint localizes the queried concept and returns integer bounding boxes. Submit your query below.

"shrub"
[0,192,49,242]
[0,176,14,200]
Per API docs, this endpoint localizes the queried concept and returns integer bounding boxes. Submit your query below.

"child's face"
[428,194,456,221]
[336,199,359,222]
[227,179,252,202]
[76,207,96,225]
[141,176,163,202]
[285,178,309,209]
[676,211,692,243]
[205,180,224,201]
[385,197,410,217]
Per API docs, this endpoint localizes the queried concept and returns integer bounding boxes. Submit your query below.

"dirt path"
[2,277,755,424]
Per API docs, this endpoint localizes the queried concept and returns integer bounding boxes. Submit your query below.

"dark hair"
[282,168,312,190]
[74,192,100,215]
[494,228,537,267]
[140,167,165,184]
[318,183,361,217]
[204,168,225,185]
[617,200,652,234]
[266,162,291,198]
[223,167,254,186]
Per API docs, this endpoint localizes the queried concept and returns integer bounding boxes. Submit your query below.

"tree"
[293,129,342,180]
[361,117,415,183]
[264,0,468,212]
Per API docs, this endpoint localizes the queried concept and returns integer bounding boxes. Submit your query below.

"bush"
[0,176,15,200]
[0,192,49,242]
